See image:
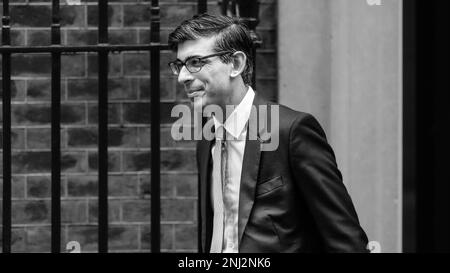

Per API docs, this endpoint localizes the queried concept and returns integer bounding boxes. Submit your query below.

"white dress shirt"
[211,86,255,253]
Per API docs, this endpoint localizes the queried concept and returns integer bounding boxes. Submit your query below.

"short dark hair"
[168,13,255,85]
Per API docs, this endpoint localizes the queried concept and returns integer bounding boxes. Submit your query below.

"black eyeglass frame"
[168,51,233,75]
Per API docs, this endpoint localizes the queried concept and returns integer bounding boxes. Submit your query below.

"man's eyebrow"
[177,54,202,62]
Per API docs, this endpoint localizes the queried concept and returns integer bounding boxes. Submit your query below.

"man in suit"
[168,14,369,253]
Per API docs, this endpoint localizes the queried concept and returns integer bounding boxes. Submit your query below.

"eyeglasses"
[168,51,232,76]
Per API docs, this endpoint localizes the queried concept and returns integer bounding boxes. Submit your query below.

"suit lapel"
[198,118,214,253]
[238,94,267,246]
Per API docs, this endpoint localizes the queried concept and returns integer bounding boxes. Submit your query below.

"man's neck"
[221,83,249,121]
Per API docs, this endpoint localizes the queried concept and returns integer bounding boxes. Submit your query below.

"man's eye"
[188,58,203,67]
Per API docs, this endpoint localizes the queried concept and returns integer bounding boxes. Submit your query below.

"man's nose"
[177,65,194,85]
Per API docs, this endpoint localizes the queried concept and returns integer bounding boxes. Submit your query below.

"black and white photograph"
[0,0,448,264]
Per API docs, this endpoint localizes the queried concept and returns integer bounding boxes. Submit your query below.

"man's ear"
[230,51,247,78]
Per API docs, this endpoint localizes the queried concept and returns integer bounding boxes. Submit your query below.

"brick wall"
[0,0,277,252]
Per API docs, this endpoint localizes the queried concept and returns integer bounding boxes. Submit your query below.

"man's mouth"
[187,89,205,98]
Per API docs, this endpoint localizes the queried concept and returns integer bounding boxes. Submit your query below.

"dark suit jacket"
[196,93,369,253]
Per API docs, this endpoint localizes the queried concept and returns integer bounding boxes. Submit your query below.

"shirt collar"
[213,86,255,140]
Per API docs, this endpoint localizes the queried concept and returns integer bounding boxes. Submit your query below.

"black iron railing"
[1,0,261,253]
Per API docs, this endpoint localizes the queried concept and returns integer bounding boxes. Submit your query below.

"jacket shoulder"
[274,103,320,133]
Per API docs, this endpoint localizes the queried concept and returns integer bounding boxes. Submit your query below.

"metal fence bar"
[236,0,260,89]
[51,0,62,253]
[198,0,207,14]
[150,0,161,253]
[196,0,207,254]
[98,0,109,253]
[1,0,12,254]
[0,45,170,54]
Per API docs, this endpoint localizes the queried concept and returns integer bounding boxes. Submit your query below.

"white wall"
[278,0,403,252]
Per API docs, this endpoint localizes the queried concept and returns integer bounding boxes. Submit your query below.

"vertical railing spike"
[2,0,12,254]
[150,0,161,253]
[51,0,62,253]
[198,0,207,14]
[98,0,109,253]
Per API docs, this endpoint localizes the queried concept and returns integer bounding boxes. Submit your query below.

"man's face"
[176,36,233,110]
